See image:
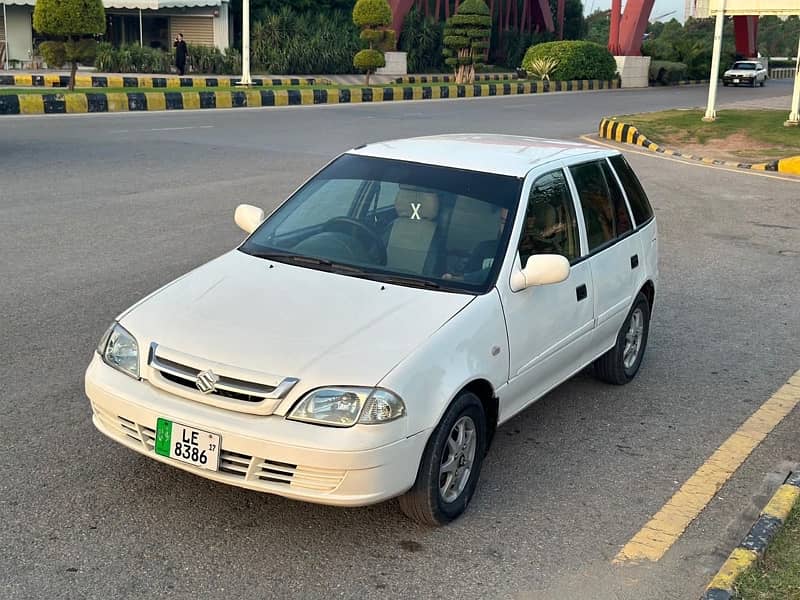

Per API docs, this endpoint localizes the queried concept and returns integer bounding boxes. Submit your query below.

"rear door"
[566,159,641,355]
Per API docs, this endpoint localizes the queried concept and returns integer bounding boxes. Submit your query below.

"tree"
[442,0,492,84]
[34,0,105,91]
[352,0,395,85]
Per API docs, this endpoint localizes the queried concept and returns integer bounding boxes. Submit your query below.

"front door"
[498,167,595,422]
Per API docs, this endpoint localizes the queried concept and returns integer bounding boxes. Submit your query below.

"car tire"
[398,391,486,526]
[759,79,765,87]
[723,81,729,86]
[593,292,650,385]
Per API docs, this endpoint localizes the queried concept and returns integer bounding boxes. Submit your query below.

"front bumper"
[85,354,429,506]
[723,75,755,85]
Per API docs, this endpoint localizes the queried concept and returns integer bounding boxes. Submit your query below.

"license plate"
[154,418,220,471]
[733,78,739,83]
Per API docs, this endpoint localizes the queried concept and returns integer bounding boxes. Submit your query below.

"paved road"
[1,82,798,600]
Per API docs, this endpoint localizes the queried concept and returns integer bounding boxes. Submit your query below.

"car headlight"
[97,322,140,379]
[287,387,405,427]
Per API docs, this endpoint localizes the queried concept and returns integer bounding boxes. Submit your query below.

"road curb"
[701,472,800,600]
[0,74,325,88]
[598,117,780,172]
[0,79,621,115]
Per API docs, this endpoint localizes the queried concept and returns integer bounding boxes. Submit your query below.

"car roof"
[347,134,612,177]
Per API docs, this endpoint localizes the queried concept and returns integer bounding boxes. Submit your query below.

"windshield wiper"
[376,275,443,290]
[243,250,365,274]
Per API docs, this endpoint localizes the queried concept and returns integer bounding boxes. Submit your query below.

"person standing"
[173,33,188,76]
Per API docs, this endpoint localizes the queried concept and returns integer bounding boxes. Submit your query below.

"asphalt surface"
[1,81,798,600]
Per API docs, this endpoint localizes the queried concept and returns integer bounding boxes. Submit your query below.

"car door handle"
[576,284,587,301]
[630,254,639,269]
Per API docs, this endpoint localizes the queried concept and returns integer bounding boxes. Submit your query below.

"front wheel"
[593,292,651,385]
[399,392,486,526]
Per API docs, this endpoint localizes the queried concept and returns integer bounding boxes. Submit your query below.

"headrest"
[395,186,439,220]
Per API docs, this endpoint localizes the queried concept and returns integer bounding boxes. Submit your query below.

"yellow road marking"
[614,370,800,564]
[580,135,800,184]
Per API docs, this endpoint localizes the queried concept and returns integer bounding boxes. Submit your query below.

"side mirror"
[234,204,265,234]
[510,254,570,292]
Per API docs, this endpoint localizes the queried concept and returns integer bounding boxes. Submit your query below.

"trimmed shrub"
[93,43,238,75]
[522,40,617,81]
[442,0,492,84]
[649,60,688,85]
[33,0,105,89]
[39,41,67,68]
[352,0,394,85]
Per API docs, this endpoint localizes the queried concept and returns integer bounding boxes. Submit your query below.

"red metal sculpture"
[733,15,758,58]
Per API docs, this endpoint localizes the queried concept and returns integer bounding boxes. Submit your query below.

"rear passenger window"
[609,154,654,226]
[569,161,632,251]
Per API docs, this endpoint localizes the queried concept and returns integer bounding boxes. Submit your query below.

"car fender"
[378,288,509,437]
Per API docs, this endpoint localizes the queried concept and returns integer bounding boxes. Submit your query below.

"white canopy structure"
[698,0,800,125]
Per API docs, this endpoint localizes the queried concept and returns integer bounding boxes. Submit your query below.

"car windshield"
[732,62,756,70]
[240,154,522,294]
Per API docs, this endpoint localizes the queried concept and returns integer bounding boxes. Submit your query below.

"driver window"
[518,170,580,267]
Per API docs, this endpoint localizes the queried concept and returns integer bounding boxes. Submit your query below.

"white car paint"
[85,135,659,509]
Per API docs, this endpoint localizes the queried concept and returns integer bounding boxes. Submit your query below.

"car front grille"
[93,405,345,494]
[146,343,299,415]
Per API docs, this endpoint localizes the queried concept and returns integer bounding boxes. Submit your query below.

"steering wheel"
[322,217,387,265]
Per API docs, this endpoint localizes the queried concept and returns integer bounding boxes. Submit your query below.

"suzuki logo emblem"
[195,369,219,394]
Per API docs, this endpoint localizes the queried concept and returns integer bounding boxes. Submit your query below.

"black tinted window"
[518,170,580,266]
[609,154,654,226]
[570,161,632,251]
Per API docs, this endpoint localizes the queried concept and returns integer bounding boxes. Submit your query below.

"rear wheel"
[593,292,650,385]
[399,391,486,526]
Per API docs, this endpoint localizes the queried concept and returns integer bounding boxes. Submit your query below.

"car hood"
[725,69,757,75]
[120,250,474,388]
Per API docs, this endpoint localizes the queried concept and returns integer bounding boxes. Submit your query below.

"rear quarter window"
[608,154,654,226]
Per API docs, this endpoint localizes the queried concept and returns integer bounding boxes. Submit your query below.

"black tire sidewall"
[422,393,487,523]
[620,294,650,379]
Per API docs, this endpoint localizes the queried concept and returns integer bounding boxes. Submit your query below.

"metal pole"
[139,9,143,47]
[785,35,800,126]
[3,3,9,71]
[237,0,252,85]
[702,1,725,122]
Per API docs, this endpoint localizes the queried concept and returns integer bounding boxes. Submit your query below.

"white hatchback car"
[86,135,658,525]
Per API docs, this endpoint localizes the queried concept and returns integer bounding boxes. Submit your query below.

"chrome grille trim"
[146,342,299,414]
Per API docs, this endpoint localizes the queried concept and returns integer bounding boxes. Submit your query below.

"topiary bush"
[522,40,617,81]
[442,0,492,84]
[33,0,105,89]
[649,60,688,85]
[352,0,394,85]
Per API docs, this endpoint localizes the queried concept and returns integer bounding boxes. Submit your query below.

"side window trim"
[604,156,637,229]
[562,164,589,258]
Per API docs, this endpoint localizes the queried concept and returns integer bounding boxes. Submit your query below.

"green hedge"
[251,8,360,74]
[94,42,240,74]
[522,40,617,81]
[649,60,688,85]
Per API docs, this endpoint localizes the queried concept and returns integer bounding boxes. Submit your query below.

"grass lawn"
[735,503,800,599]
[619,109,799,162]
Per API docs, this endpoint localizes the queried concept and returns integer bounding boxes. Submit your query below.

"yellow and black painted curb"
[0,79,621,115]
[598,117,783,172]
[677,79,710,86]
[0,73,326,88]
[393,73,517,84]
[701,472,800,600]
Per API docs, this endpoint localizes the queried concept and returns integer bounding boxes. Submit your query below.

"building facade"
[1,0,230,68]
